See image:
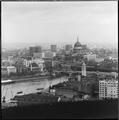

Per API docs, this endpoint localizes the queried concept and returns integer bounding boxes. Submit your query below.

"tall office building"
[51,45,57,52]
[81,62,86,76]
[65,44,72,51]
[29,46,42,56]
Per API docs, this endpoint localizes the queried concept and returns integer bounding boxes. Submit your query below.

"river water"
[1,76,68,103]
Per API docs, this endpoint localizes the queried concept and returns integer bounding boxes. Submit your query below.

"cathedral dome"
[74,37,82,48]
[74,41,81,48]
[74,37,82,51]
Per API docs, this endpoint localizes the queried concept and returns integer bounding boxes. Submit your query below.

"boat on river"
[36,88,44,90]
[1,79,15,84]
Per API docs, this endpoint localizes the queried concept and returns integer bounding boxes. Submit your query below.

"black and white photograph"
[1,1,118,119]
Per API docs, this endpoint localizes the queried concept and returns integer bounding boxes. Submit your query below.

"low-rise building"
[15,58,24,73]
[55,88,78,99]
[34,52,56,59]
[99,79,118,99]
[95,58,104,63]
[2,66,17,76]
[7,66,17,75]
[30,62,40,72]
[23,59,31,67]
[2,59,11,67]
[84,54,104,63]
[33,52,45,58]
[23,58,45,72]
[110,72,118,78]
[44,51,56,58]
[1,66,8,77]
[32,58,45,72]
[86,54,96,61]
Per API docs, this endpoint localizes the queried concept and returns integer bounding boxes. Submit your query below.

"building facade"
[99,79,118,99]
[44,51,56,58]
[33,53,45,58]
[7,66,17,75]
[81,62,86,76]
[23,58,45,72]
[65,44,72,51]
[32,58,45,72]
[86,54,96,61]
[1,66,8,77]
[2,66,17,76]
[29,46,42,56]
[51,45,57,52]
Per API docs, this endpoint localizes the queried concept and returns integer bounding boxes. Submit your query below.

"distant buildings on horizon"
[2,39,118,52]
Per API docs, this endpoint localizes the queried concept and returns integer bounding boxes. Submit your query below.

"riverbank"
[2,76,68,103]
[2,70,117,84]
[2,75,66,84]
[2,74,51,80]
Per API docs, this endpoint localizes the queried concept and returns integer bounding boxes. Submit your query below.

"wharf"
[2,102,17,109]
[12,92,59,106]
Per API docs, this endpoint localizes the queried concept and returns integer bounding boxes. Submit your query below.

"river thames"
[1,76,68,103]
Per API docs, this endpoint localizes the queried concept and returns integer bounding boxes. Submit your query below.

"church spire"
[82,62,86,77]
[77,36,79,42]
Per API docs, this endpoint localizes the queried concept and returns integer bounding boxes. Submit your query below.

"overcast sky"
[2,1,117,50]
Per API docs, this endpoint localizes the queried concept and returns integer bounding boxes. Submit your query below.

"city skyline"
[2,1,117,50]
